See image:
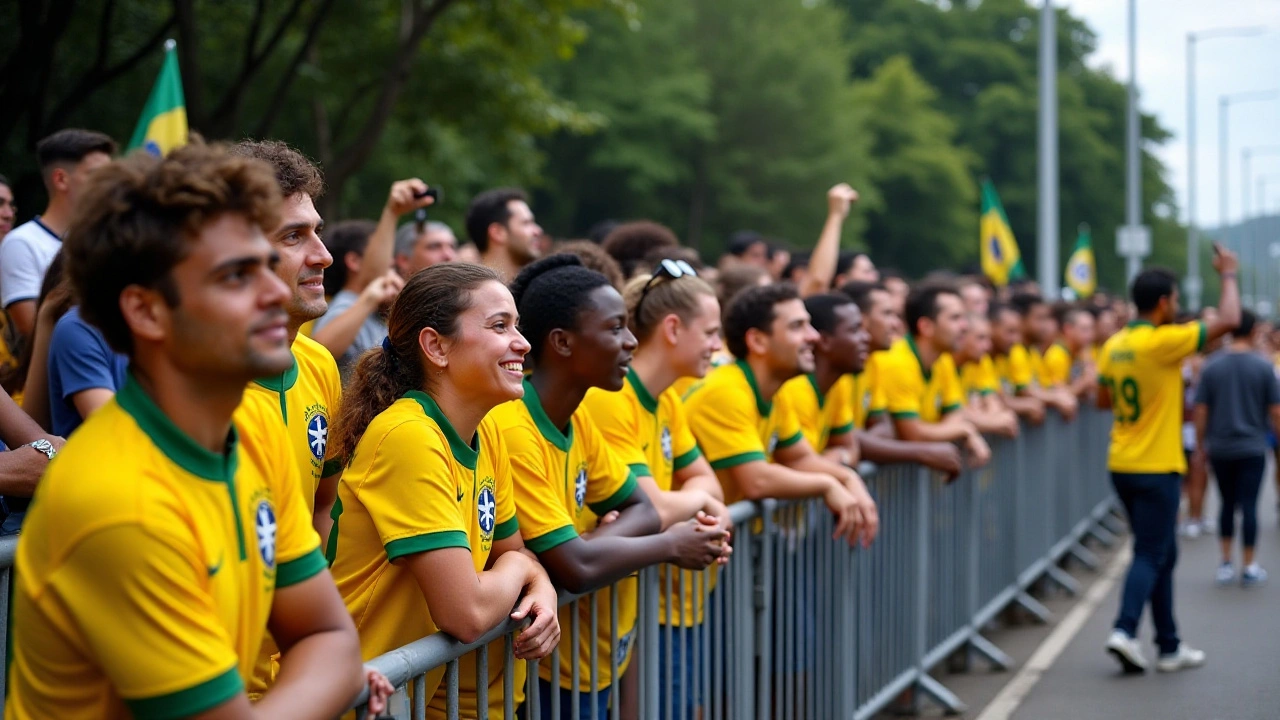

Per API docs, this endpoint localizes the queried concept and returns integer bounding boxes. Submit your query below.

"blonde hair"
[623,272,717,343]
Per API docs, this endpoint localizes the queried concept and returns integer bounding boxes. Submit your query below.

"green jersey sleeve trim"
[941,403,964,415]
[1195,321,1207,352]
[385,530,470,561]
[321,459,344,478]
[828,422,855,437]
[890,411,921,420]
[978,389,995,396]
[494,516,520,541]
[525,525,579,554]
[866,409,886,418]
[708,451,767,470]
[673,446,702,471]
[589,471,639,516]
[627,462,653,479]
[777,432,803,449]
[276,548,327,588]
[125,664,243,720]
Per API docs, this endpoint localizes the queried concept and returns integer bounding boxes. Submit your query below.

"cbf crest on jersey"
[660,425,673,464]
[248,487,277,581]
[304,402,329,462]
[573,464,589,510]
[477,474,497,551]
[766,431,779,457]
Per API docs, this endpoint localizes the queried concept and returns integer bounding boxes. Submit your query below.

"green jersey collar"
[521,378,574,452]
[734,359,772,417]
[116,373,239,483]
[906,334,931,381]
[404,390,479,470]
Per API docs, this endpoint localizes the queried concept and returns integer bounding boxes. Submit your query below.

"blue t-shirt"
[47,306,129,437]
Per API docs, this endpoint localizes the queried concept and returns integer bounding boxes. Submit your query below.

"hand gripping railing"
[0,409,1119,719]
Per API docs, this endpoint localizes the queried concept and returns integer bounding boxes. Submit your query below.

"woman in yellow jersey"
[491,254,728,719]
[326,262,561,718]
[581,261,734,718]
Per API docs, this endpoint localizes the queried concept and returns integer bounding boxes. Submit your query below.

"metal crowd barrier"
[0,409,1118,719]
[346,407,1119,719]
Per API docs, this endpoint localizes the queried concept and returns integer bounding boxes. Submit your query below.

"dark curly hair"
[601,221,680,279]
[229,139,324,199]
[722,282,801,360]
[510,253,612,363]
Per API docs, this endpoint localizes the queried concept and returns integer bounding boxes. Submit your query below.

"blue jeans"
[1111,472,1181,655]
[658,624,704,717]
[527,677,611,720]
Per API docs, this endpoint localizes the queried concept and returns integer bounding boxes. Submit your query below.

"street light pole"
[1218,89,1279,254]
[1038,0,1059,298]
[1124,0,1141,284]
[1241,147,1280,303]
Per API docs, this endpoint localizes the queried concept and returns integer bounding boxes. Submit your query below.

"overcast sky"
[1062,0,1279,229]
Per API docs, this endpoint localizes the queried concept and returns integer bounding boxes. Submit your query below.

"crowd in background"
[0,128,1263,717]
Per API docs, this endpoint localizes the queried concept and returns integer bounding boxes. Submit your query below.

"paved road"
[1011,473,1280,720]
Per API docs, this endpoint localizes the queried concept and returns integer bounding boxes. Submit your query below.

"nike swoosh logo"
[457,486,465,502]
[208,554,224,577]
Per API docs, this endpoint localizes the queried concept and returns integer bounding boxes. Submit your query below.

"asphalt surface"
[1010,473,1280,720]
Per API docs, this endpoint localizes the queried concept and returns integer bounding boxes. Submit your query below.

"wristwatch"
[25,439,56,461]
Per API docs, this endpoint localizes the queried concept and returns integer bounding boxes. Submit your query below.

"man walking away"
[1098,245,1240,674]
[1194,308,1279,587]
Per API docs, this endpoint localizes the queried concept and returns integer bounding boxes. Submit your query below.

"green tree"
[849,55,977,276]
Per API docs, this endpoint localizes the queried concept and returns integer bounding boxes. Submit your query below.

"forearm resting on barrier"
[406,545,544,644]
[535,520,726,594]
[717,458,838,501]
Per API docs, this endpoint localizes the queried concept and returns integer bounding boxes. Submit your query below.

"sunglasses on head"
[635,259,697,318]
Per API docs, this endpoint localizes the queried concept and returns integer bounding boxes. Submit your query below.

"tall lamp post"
[1242,146,1280,303]
[1257,174,1280,315]
[1219,90,1278,254]
[1185,26,1267,310]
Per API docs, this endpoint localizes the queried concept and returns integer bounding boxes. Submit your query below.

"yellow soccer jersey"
[863,350,889,420]
[1028,345,1054,388]
[684,360,804,505]
[326,393,521,719]
[582,369,709,628]
[1098,320,1206,474]
[239,333,343,503]
[489,380,640,692]
[775,373,856,453]
[6,376,325,720]
[959,355,999,399]
[1042,343,1073,387]
[850,370,872,431]
[878,336,964,423]
[994,344,1035,393]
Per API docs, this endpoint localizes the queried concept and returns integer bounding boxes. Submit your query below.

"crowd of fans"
[0,128,1255,717]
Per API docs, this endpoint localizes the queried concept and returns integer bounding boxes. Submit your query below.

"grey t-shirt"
[312,290,387,381]
[1194,349,1280,459]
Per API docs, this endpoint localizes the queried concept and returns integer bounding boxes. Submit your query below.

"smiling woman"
[325,261,561,719]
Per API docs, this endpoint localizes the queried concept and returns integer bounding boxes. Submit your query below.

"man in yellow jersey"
[952,313,1018,438]
[1044,305,1098,400]
[775,293,868,464]
[989,302,1048,424]
[1099,247,1239,674]
[877,282,991,469]
[685,283,878,545]
[1012,292,1078,419]
[6,143,366,719]
[841,280,963,474]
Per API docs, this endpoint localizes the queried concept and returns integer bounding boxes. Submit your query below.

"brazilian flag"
[979,180,1025,287]
[127,40,187,156]
[1065,225,1096,298]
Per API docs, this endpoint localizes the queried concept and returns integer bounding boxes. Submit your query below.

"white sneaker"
[1156,644,1206,672]
[1216,562,1237,585]
[1182,520,1203,539]
[1242,564,1268,587]
[1106,630,1148,673]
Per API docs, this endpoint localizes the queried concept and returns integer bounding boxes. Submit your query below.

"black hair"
[838,280,888,316]
[805,293,857,335]
[0,173,10,189]
[510,253,612,362]
[904,281,960,337]
[1233,308,1258,338]
[782,251,811,282]
[723,282,801,359]
[36,129,116,173]
[322,219,377,295]
[587,219,619,245]
[601,221,680,279]
[1130,267,1179,313]
[988,301,1019,324]
[465,187,527,252]
[726,230,766,257]
[1009,291,1045,317]
[835,251,867,278]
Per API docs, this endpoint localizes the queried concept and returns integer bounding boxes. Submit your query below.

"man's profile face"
[62,152,112,207]
[766,298,818,377]
[502,200,543,265]
[400,226,458,278]
[930,293,967,352]
[269,193,330,326]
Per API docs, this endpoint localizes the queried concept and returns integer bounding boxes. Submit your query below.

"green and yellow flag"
[979,179,1025,287]
[1065,225,1096,298]
[127,40,187,156]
